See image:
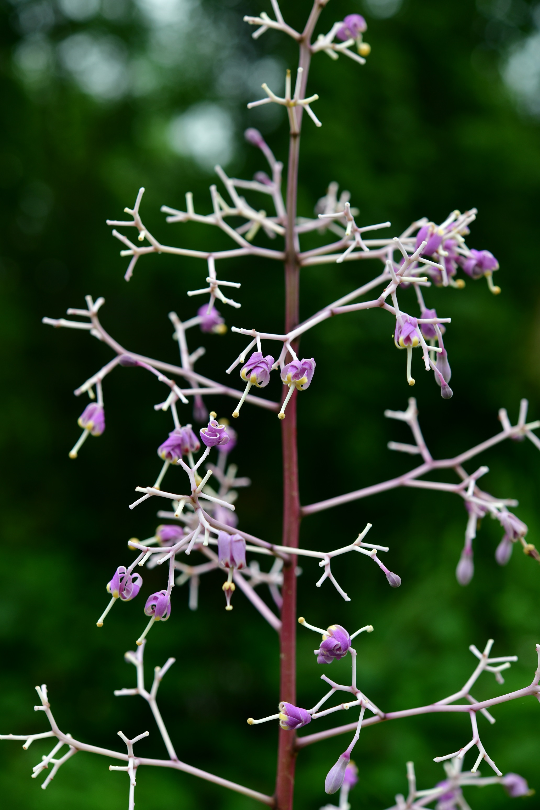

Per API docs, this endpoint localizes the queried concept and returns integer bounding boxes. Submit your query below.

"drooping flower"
[155,524,185,547]
[495,535,514,566]
[456,548,474,586]
[502,773,529,797]
[420,308,445,341]
[144,590,171,621]
[198,304,226,334]
[278,702,312,731]
[385,571,402,588]
[218,532,246,570]
[336,14,367,41]
[158,426,200,463]
[107,566,142,601]
[498,511,527,540]
[394,316,421,348]
[343,762,358,790]
[325,751,350,794]
[240,352,274,388]
[317,625,351,664]
[435,349,452,384]
[415,224,443,257]
[200,419,230,447]
[281,358,316,391]
[78,403,105,436]
[458,249,498,279]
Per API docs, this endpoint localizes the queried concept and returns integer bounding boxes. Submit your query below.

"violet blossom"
[155,524,185,546]
[394,316,421,349]
[217,423,237,453]
[317,625,351,664]
[200,419,230,447]
[218,532,246,570]
[214,504,238,528]
[278,702,312,731]
[415,224,443,257]
[144,590,171,621]
[458,249,499,279]
[420,308,445,341]
[435,780,461,810]
[106,566,142,601]
[240,352,274,387]
[501,773,529,797]
[158,425,200,463]
[281,358,316,391]
[336,14,367,41]
[325,751,350,794]
[78,403,105,436]
[499,511,527,540]
[198,304,226,334]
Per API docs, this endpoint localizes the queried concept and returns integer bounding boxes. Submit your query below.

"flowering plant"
[2,2,539,809]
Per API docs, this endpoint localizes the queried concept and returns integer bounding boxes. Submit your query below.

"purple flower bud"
[343,761,358,789]
[218,532,246,570]
[281,358,316,391]
[386,571,402,588]
[155,524,185,546]
[502,773,529,797]
[240,352,274,388]
[198,304,226,334]
[278,702,312,731]
[440,380,454,399]
[217,424,236,453]
[420,308,445,341]
[158,426,200,463]
[78,403,105,436]
[456,548,474,586]
[325,751,350,794]
[495,535,514,566]
[336,14,367,41]
[254,171,273,186]
[245,128,265,147]
[499,511,527,540]
[435,349,452,384]
[200,419,230,447]
[415,224,443,256]
[119,354,139,367]
[214,504,238,528]
[317,624,351,664]
[144,590,171,621]
[459,249,499,279]
[394,316,421,348]
[435,780,461,807]
[107,566,142,601]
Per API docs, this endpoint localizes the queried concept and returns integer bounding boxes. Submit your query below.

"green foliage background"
[0,1,539,809]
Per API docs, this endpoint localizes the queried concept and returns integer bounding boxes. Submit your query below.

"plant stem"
[275,5,323,806]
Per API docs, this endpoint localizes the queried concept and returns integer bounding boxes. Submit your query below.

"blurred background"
[1,0,539,808]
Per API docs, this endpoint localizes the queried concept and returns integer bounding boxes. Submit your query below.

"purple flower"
[317,625,351,664]
[415,224,443,256]
[214,504,238,528]
[281,358,316,391]
[495,535,514,566]
[456,548,474,586]
[218,532,246,570]
[458,249,499,279]
[278,702,312,731]
[155,524,185,546]
[200,419,230,447]
[343,762,358,789]
[144,590,171,621]
[502,773,529,797]
[435,780,461,809]
[107,566,142,601]
[499,511,527,540]
[394,316,421,348]
[78,403,105,436]
[217,424,236,453]
[240,352,274,388]
[435,349,452,384]
[158,426,200,463]
[420,308,445,341]
[198,304,226,334]
[336,14,367,41]
[325,752,350,794]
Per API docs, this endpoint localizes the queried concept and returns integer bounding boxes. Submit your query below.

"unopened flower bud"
[78,403,105,436]
[240,352,274,388]
[119,354,139,367]
[155,524,185,547]
[420,308,445,341]
[386,571,401,588]
[278,702,312,731]
[200,419,230,447]
[495,535,514,566]
[144,590,171,621]
[198,304,226,334]
[336,14,367,41]
[325,752,350,795]
[254,171,273,186]
[245,128,265,147]
[502,773,529,797]
[440,380,453,399]
[218,532,246,570]
[435,349,452,384]
[317,624,351,664]
[281,358,316,391]
[107,566,142,601]
[158,426,200,463]
[456,548,474,586]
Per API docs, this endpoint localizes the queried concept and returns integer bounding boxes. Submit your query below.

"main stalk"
[275,6,321,805]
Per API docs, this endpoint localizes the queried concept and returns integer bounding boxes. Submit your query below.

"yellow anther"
[358,42,371,56]
[298,617,305,624]
[247,718,254,725]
